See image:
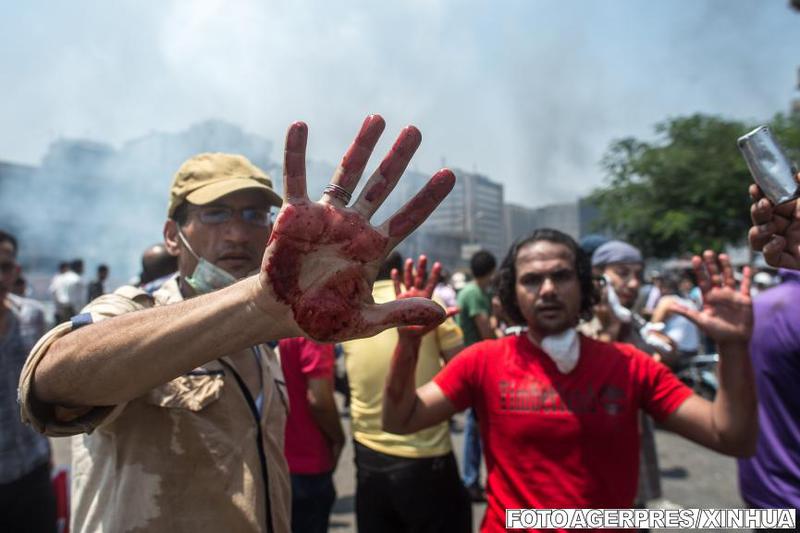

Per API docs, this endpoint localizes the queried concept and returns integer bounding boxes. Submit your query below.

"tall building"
[0,160,37,242]
[418,169,506,268]
[504,199,605,245]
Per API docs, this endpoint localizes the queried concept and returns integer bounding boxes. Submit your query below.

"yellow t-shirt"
[341,280,464,458]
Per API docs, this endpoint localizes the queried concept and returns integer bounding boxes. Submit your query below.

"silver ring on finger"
[324,183,353,205]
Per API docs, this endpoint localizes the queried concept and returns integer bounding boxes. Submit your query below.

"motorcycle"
[672,353,719,401]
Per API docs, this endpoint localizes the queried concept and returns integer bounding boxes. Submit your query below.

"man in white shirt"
[49,261,72,322]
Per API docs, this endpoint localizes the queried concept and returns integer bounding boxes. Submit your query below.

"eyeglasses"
[0,261,16,274]
[190,206,274,228]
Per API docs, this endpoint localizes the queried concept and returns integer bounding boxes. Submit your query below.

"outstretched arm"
[660,252,757,457]
[32,115,455,409]
[382,257,459,435]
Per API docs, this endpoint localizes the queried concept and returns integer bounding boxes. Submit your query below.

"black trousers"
[354,441,472,533]
[0,462,57,533]
[290,472,336,533]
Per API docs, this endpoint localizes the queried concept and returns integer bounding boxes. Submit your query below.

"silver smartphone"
[738,125,799,205]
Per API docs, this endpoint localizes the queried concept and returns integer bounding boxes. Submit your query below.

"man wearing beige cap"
[18,115,456,533]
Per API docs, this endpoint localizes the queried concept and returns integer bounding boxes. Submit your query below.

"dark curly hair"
[494,228,599,325]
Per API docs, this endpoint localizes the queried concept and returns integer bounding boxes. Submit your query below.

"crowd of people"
[1,114,798,533]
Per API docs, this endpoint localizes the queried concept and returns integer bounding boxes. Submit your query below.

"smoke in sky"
[0,0,798,277]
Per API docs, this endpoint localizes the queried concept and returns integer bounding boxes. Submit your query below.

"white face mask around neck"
[538,328,581,374]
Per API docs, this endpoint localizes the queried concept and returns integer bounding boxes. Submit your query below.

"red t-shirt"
[434,333,693,532]
[279,337,336,474]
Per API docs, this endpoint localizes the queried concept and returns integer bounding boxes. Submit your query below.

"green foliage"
[589,112,800,258]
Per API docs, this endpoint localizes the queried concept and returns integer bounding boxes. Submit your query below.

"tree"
[589,112,800,258]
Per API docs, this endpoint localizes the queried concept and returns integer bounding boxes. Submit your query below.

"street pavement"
[50,409,744,532]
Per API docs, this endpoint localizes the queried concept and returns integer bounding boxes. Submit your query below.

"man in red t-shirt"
[280,337,344,533]
[383,228,758,532]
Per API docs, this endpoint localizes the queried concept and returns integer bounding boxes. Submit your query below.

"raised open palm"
[260,115,455,342]
[391,255,455,337]
[668,251,753,346]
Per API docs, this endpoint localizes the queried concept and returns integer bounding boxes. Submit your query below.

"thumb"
[361,297,446,336]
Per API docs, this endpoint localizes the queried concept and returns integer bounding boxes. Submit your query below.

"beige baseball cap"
[167,153,283,217]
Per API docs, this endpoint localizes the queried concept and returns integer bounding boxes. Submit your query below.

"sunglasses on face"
[190,206,274,228]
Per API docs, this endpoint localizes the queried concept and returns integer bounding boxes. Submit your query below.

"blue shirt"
[738,270,800,511]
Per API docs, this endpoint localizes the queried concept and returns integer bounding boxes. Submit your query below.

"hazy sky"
[1,0,798,208]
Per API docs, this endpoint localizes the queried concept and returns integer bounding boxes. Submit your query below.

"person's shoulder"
[756,280,800,306]
[4,294,24,319]
[83,284,154,319]
[7,293,45,313]
[152,275,183,305]
[277,336,304,357]
[458,282,480,297]
[462,335,514,358]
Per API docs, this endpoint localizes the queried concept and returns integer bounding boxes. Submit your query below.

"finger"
[773,215,792,234]
[363,298,446,334]
[750,197,773,225]
[322,114,385,206]
[748,183,763,201]
[748,222,777,252]
[403,258,414,291]
[352,126,422,219]
[445,306,459,319]
[692,255,711,295]
[703,250,722,287]
[718,253,736,289]
[750,198,792,236]
[382,169,456,247]
[762,235,791,268]
[740,265,752,297]
[424,261,442,297]
[283,121,308,201]
[414,255,428,290]
[391,268,402,297]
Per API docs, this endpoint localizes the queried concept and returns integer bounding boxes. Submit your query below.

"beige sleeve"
[18,287,153,437]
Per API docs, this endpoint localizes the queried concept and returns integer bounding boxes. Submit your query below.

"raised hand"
[391,255,453,337]
[748,178,800,269]
[667,251,753,347]
[259,115,456,342]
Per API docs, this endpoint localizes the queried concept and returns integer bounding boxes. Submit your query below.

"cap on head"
[591,240,643,267]
[579,234,610,258]
[167,153,282,218]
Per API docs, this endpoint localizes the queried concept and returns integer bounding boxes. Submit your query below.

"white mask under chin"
[540,328,581,374]
[603,274,632,323]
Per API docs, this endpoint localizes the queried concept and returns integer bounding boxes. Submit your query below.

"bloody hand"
[391,255,452,338]
[260,115,455,342]
[667,251,753,347]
